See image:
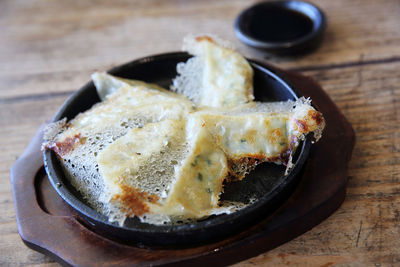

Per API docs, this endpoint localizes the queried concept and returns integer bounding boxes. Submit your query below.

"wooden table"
[1,0,399,266]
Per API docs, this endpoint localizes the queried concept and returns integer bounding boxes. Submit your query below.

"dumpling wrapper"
[172,35,254,108]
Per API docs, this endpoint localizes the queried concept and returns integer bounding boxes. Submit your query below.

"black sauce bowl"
[234,0,326,54]
[43,52,311,246]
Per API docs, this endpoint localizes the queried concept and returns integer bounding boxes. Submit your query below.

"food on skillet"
[172,35,254,108]
[43,36,325,225]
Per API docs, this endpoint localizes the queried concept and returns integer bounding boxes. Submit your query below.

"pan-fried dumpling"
[172,35,254,108]
[43,36,325,226]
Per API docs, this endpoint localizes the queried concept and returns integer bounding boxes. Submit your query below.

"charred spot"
[295,119,308,132]
[112,184,159,217]
[45,133,85,157]
[309,110,324,125]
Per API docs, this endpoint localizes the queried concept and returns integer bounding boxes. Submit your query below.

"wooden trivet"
[10,68,355,266]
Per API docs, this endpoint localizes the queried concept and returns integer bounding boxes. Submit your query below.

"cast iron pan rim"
[234,0,326,50]
[43,51,311,236]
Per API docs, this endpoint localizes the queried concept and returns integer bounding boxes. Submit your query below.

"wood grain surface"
[1,0,400,266]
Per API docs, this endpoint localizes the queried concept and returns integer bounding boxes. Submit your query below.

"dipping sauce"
[248,6,314,42]
[234,0,326,54]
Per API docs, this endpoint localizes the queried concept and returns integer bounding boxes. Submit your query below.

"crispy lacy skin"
[44,71,325,224]
[174,35,254,108]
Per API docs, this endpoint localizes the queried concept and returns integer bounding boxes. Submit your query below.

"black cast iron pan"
[43,52,311,247]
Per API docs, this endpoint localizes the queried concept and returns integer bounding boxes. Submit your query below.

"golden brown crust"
[112,184,159,217]
[295,119,309,133]
[195,35,214,43]
[309,109,324,125]
[45,133,86,157]
[295,109,324,135]
[226,149,292,182]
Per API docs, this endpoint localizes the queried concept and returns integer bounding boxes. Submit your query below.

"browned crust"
[295,119,308,133]
[226,149,292,182]
[196,36,214,43]
[296,110,324,134]
[112,185,159,217]
[309,109,324,125]
[45,134,86,157]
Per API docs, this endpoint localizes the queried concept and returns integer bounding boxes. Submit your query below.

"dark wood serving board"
[10,68,355,267]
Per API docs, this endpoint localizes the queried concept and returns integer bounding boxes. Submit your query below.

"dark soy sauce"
[248,6,314,42]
